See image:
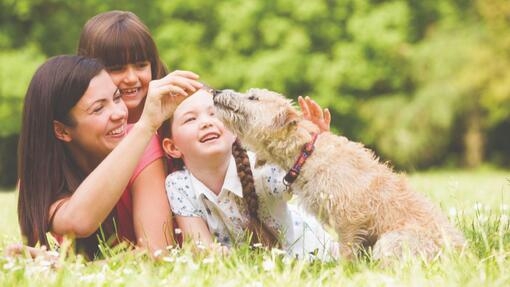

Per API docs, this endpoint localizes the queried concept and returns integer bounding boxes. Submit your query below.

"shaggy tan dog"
[213,88,466,261]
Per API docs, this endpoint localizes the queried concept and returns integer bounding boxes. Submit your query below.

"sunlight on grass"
[1,170,509,286]
[0,191,18,242]
[408,169,510,209]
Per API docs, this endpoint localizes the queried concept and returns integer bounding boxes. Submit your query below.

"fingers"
[323,108,331,127]
[160,70,203,96]
[300,96,331,132]
[4,243,24,256]
[298,96,311,119]
[168,69,200,80]
[148,70,203,100]
[132,72,203,131]
[4,243,50,259]
[305,96,323,119]
[301,96,324,120]
[166,85,187,97]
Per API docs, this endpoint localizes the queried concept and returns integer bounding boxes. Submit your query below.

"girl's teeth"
[109,126,124,135]
[121,88,138,95]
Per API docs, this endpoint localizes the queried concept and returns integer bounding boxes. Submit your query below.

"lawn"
[0,169,509,286]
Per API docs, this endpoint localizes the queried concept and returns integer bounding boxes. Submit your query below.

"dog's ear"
[274,106,300,129]
[162,138,183,159]
[284,107,299,128]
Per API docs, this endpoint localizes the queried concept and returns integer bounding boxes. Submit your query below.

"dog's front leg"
[337,225,365,260]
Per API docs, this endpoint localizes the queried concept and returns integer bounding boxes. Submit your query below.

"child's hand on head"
[298,96,331,132]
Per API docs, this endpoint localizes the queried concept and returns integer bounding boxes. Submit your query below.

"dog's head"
[213,88,320,167]
[213,88,300,141]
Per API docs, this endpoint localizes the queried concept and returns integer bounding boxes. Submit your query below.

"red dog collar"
[283,133,318,187]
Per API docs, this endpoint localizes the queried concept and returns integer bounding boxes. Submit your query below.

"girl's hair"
[231,140,280,247]
[160,90,279,246]
[77,10,167,80]
[17,55,111,258]
[159,117,185,172]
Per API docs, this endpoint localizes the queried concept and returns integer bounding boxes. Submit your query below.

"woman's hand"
[298,96,331,132]
[4,243,60,267]
[140,70,203,132]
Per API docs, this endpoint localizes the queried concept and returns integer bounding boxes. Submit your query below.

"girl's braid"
[232,139,280,247]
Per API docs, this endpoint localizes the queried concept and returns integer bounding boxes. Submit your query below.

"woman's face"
[65,70,128,164]
[106,61,152,121]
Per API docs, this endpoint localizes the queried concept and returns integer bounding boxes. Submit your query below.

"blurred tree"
[0,0,164,55]
[155,0,414,139]
[0,46,44,136]
[461,0,510,167]
[0,0,509,185]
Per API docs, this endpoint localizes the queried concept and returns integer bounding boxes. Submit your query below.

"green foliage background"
[1,0,509,187]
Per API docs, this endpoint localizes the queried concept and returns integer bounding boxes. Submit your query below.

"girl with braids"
[161,88,338,259]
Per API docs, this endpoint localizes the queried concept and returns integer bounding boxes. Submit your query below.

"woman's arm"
[50,72,202,237]
[50,124,158,237]
[131,158,173,253]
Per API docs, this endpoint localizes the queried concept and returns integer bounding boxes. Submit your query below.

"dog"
[212,88,466,261]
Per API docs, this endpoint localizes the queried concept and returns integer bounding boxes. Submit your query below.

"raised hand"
[298,96,331,132]
[140,70,203,132]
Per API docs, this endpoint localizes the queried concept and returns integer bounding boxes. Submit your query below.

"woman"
[17,55,196,259]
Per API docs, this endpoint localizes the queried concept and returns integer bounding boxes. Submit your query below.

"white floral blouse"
[166,152,336,259]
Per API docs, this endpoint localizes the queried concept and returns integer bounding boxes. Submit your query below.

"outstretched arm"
[132,158,174,254]
[50,72,202,238]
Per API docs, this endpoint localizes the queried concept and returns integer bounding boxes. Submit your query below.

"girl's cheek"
[108,74,123,86]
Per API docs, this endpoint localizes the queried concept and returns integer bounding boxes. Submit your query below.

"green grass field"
[1,169,509,286]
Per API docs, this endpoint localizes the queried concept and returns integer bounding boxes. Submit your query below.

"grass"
[0,169,509,286]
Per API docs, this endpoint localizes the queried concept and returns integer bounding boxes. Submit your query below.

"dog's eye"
[248,95,259,101]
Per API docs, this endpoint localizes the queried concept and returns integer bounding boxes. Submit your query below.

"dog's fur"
[213,88,466,261]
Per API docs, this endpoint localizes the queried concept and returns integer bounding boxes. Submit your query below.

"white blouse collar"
[188,155,243,203]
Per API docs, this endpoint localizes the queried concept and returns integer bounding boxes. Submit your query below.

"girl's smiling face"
[162,89,235,164]
[106,61,152,122]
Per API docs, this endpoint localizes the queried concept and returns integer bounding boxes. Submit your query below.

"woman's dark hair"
[231,140,280,247]
[77,10,167,80]
[18,55,105,256]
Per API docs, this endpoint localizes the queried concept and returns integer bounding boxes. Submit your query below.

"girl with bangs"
[73,10,203,253]
[77,10,201,124]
